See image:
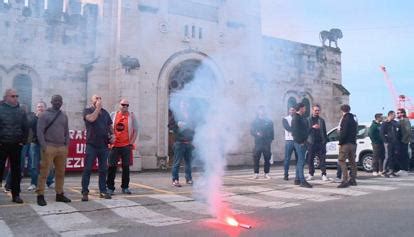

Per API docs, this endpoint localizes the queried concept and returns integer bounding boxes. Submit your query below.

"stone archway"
[156,50,221,166]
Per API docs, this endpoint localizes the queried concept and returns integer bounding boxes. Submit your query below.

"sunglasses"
[121,104,129,107]
[10,95,19,98]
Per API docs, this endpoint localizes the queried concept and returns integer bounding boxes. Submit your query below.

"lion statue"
[319,28,343,48]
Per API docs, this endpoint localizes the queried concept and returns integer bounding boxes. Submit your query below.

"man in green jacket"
[368,113,384,176]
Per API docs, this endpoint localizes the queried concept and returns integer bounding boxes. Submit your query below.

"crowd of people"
[0,87,412,205]
[251,103,412,189]
[0,89,138,205]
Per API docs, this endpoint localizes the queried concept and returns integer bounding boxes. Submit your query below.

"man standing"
[291,103,312,188]
[36,95,71,206]
[282,107,297,181]
[368,113,385,176]
[106,99,138,195]
[251,106,274,179]
[171,100,195,187]
[306,105,329,181]
[380,111,399,177]
[396,108,411,176]
[28,101,55,191]
[81,95,113,201]
[337,104,358,188]
[0,89,28,203]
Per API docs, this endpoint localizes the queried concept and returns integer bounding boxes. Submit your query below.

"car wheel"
[361,153,373,172]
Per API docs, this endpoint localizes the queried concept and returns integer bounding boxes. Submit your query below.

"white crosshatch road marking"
[95,198,191,227]
[222,192,300,209]
[238,186,340,202]
[30,202,117,236]
[0,219,13,237]
[148,194,211,215]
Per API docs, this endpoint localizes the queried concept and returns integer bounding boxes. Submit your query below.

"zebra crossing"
[0,171,413,236]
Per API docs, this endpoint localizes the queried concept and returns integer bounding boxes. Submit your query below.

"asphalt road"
[1,167,413,237]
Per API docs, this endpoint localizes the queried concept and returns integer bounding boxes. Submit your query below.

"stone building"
[0,0,349,170]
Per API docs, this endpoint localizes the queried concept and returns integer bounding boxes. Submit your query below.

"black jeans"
[372,143,385,173]
[307,143,327,176]
[397,143,409,171]
[383,143,397,173]
[0,143,23,198]
[253,143,271,174]
[107,145,131,190]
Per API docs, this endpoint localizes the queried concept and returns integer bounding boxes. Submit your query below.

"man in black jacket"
[0,89,28,203]
[337,104,358,188]
[291,103,312,188]
[306,104,329,181]
[380,110,400,177]
[251,106,274,179]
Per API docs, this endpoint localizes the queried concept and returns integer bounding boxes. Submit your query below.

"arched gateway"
[156,50,221,166]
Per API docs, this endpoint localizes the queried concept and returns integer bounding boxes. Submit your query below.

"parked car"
[313,123,374,172]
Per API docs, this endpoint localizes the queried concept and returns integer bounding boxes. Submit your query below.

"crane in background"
[380,65,414,119]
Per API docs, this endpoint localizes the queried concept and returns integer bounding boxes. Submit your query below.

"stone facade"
[0,0,349,170]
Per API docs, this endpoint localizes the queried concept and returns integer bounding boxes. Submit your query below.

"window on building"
[302,98,311,118]
[13,74,32,112]
[287,97,297,114]
[198,27,202,39]
[191,25,195,38]
[184,25,189,37]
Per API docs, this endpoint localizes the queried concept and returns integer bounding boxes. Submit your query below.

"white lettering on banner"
[69,130,87,140]
[66,157,84,168]
[76,144,86,154]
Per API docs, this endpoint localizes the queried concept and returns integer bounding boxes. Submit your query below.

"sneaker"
[396,170,408,176]
[122,188,132,194]
[372,172,379,177]
[337,182,349,188]
[100,192,112,199]
[172,180,182,187]
[48,183,55,189]
[321,175,329,181]
[27,184,36,191]
[389,172,399,177]
[4,185,11,193]
[12,196,24,204]
[382,172,390,178]
[56,193,71,203]
[264,173,271,180]
[37,195,47,206]
[348,179,357,186]
[283,175,289,181]
[186,179,193,185]
[306,174,313,181]
[81,193,89,202]
[294,179,300,185]
[334,177,342,183]
[300,181,313,188]
[253,173,259,179]
[108,189,115,196]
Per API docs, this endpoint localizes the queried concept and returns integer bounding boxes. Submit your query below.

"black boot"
[37,195,47,206]
[56,193,71,203]
[337,182,349,188]
[12,195,24,204]
[300,180,313,188]
[348,179,357,186]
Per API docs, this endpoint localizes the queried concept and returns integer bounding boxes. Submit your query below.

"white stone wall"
[0,0,348,169]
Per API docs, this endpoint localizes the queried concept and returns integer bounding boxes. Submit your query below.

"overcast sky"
[260,0,414,122]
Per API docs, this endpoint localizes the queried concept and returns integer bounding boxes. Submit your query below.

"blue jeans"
[81,144,109,194]
[30,143,54,186]
[171,142,193,182]
[294,142,307,182]
[283,140,296,176]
